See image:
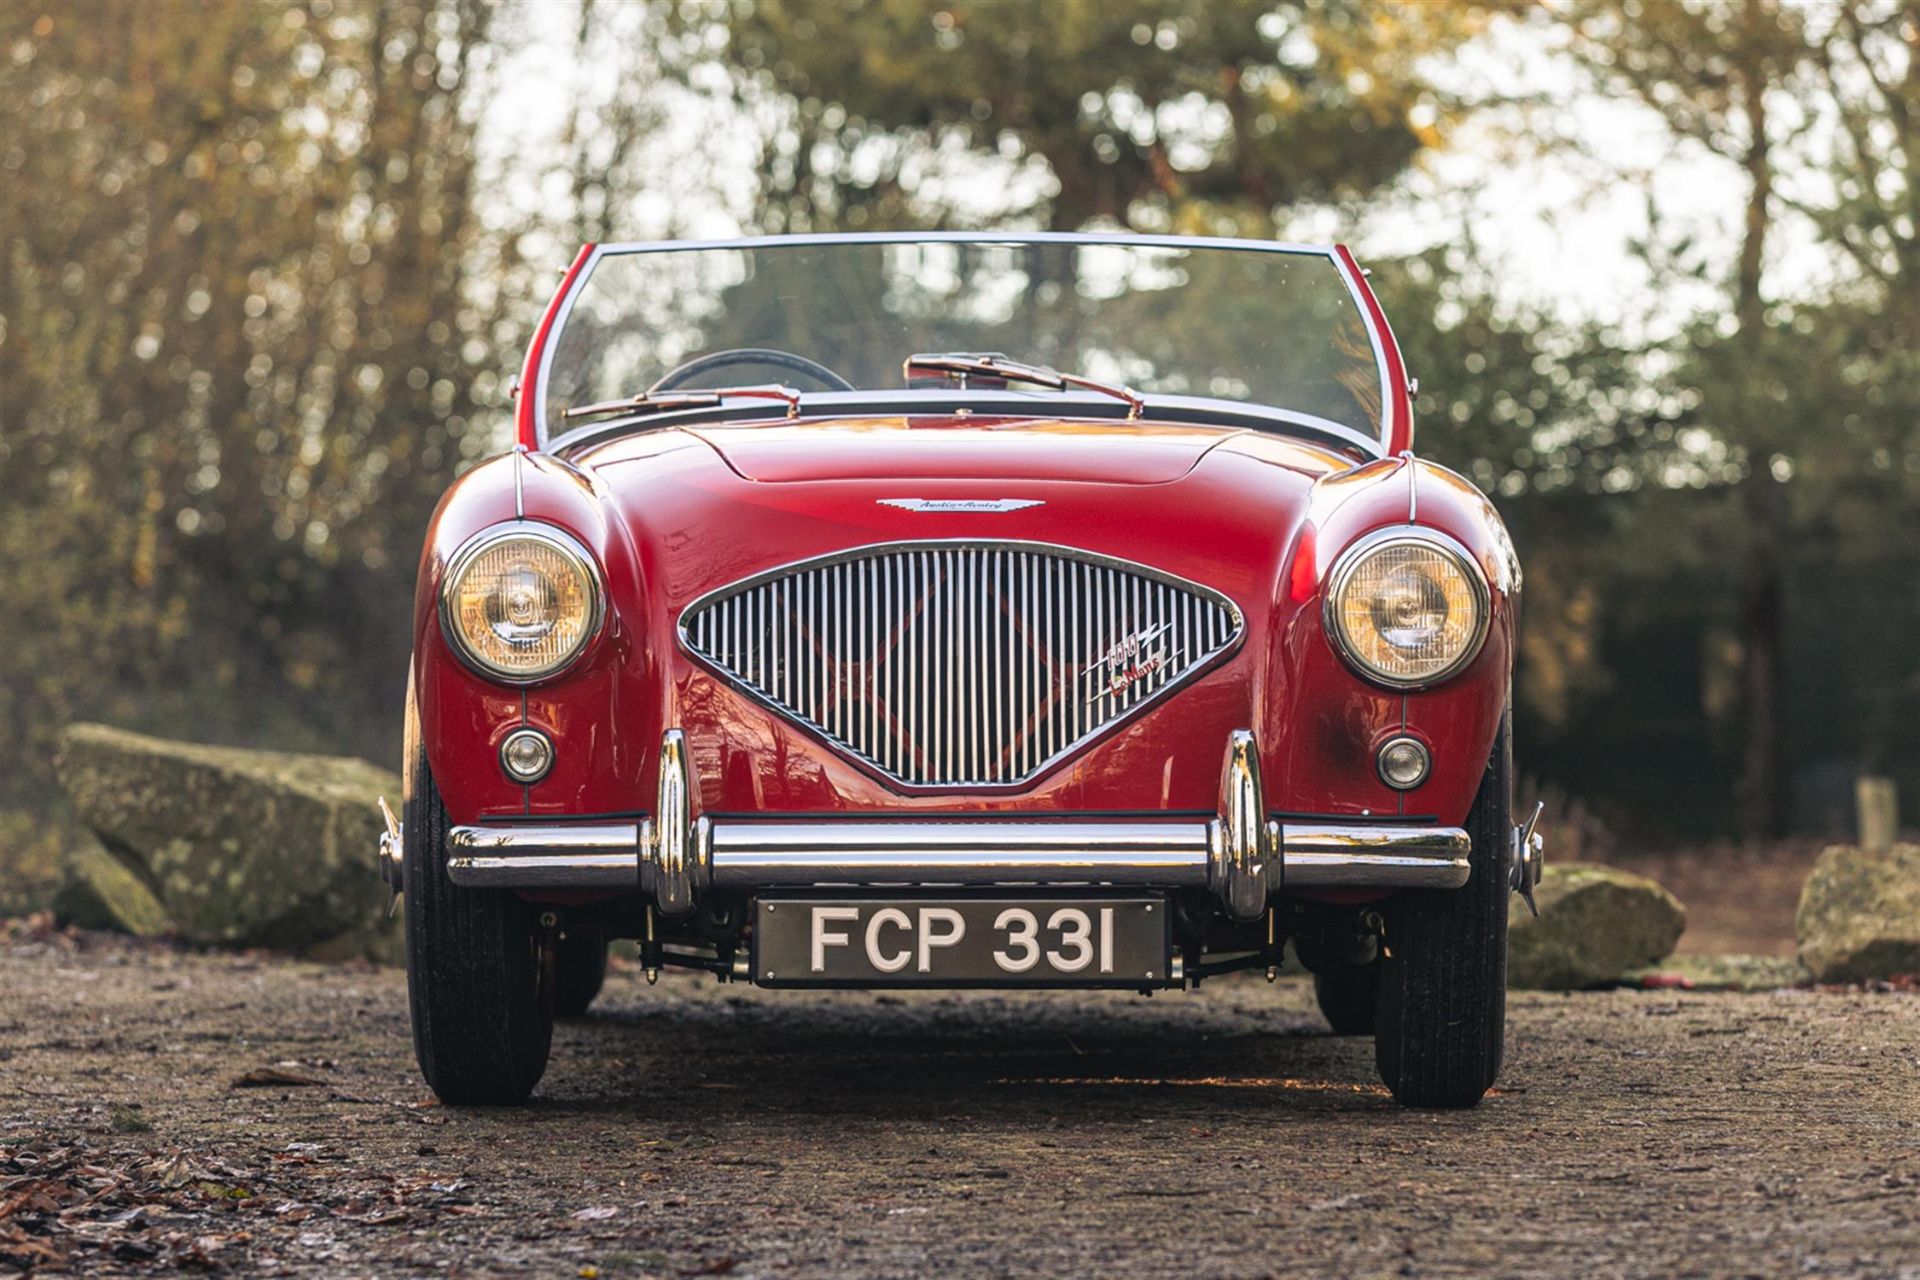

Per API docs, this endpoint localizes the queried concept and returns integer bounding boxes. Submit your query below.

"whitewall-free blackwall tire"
[1372,705,1512,1108]
[403,742,554,1105]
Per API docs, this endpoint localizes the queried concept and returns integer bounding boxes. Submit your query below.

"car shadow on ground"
[526,977,1405,1120]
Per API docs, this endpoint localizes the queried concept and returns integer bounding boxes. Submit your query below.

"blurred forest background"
[3,0,1918,912]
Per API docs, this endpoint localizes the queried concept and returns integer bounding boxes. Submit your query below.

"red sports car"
[379,233,1542,1108]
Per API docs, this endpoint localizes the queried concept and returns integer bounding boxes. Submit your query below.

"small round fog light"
[500,728,554,783]
[1376,735,1431,790]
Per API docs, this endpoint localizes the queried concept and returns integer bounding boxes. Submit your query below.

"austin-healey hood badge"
[878,498,1045,513]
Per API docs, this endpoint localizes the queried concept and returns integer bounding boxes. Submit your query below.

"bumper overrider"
[384,730,1472,920]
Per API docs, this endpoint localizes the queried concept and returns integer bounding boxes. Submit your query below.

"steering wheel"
[650,348,856,393]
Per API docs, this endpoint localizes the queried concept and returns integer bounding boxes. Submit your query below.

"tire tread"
[404,745,552,1105]
[1373,708,1511,1108]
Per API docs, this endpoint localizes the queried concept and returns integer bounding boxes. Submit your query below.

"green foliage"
[688,0,1492,232]
[0,1,511,864]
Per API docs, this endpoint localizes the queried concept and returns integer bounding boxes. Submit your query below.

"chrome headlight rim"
[437,520,606,684]
[1322,526,1491,691]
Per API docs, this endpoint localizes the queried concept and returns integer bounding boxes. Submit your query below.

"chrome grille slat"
[681,542,1243,789]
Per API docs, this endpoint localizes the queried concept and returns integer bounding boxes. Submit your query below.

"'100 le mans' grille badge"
[878,498,1044,513]
[1082,623,1174,702]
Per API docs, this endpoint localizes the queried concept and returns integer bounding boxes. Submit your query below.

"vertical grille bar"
[998,552,1013,782]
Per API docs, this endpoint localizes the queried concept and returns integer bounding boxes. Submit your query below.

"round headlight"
[1324,529,1489,688]
[440,523,603,681]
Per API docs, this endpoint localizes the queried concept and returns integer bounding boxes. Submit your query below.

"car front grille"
[679,541,1243,788]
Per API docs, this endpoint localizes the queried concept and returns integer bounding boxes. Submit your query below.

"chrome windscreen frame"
[529,231,1400,455]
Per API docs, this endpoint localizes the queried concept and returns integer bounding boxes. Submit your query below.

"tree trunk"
[1734,42,1788,840]
[1738,465,1789,839]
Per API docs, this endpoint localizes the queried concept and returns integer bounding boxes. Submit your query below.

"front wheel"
[1372,708,1512,1108]
[403,742,554,1105]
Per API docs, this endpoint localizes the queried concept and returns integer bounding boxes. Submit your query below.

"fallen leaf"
[1637,973,1695,990]
[572,1205,619,1221]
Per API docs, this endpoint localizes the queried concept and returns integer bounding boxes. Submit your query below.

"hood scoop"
[688,420,1235,485]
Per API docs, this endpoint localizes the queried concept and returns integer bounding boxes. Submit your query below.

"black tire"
[1314,965,1379,1035]
[1373,706,1512,1108]
[554,936,609,1018]
[403,741,553,1105]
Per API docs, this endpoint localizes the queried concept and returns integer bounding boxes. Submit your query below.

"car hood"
[681,417,1243,485]
[566,413,1356,644]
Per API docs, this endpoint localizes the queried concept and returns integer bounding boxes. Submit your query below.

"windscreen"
[542,238,1385,441]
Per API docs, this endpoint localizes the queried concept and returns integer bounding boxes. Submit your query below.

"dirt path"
[3,930,1917,1278]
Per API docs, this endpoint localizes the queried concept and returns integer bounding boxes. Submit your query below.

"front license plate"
[753,895,1171,989]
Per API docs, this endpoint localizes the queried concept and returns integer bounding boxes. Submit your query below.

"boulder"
[1795,843,1920,984]
[1508,862,1687,990]
[52,837,173,938]
[53,723,398,954]
[302,911,407,967]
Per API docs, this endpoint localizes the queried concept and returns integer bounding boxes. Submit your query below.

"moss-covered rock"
[302,910,405,966]
[1795,843,1920,984]
[1508,862,1686,990]
[51,837,174,937]
[53,723,398,952]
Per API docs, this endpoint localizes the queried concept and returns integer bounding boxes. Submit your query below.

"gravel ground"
[3,927,1918,1279]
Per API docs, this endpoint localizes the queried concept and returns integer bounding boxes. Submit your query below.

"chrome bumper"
[440,729,1471,919]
